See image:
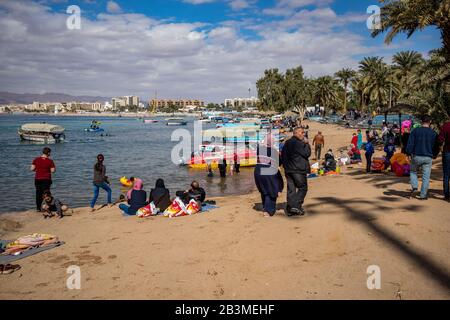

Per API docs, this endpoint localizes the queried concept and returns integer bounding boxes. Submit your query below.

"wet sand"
[1,121,449,300]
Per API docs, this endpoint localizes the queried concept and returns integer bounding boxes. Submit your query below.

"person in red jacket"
[31,147,55,212]
[438,121,450,201]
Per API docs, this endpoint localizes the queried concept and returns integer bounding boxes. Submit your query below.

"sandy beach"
[1,121,449,300]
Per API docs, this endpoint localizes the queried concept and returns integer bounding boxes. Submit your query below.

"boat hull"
[19,133,64,144]
[188,158,257,169]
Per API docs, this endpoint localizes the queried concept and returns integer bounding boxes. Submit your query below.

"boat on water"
[183,144,258,169]
[167,121,187,126]
[84,128,105,133]
[18,123,65,144]
[144,119,159,123]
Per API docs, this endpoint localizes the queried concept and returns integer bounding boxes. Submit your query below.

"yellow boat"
[188,157,257,170]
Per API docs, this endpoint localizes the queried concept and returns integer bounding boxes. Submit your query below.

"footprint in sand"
[47,255,70,264]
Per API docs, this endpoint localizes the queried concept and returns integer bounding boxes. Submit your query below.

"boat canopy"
[20,123,65,133]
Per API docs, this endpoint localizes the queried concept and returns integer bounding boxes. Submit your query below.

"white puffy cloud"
[0,1,388,102]
[263,0,334,16]
[106,1,122,14]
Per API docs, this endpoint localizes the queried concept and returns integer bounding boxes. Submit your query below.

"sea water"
[0,114,255,213]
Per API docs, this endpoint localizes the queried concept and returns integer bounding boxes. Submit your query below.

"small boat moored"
[18,123,65,144]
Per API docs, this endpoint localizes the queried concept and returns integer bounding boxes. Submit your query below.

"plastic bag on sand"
[137,202,159,218]
[311,162,320,170]
[163,198,202,218]
[163,197,188,218]
[186,199,201,215]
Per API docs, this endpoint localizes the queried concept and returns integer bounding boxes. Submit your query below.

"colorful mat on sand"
[0,240,65,264]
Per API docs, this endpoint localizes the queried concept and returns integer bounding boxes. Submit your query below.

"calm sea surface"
[0,114,255,213]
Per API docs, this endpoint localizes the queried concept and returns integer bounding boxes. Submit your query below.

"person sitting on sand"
[149,179,171,212]
[348,144,362,163]
[323,149,337,173]
[119,178,147,215]
[177,181,206,205]
[41,190,68,219]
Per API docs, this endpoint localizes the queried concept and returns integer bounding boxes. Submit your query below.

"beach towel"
[0,239,64,264]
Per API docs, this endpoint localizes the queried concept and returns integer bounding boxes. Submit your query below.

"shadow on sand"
[302,195,450,292]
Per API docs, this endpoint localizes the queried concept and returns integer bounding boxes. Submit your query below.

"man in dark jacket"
[406,115,438,200]
[282,127,311,216]
[438,120,450,201]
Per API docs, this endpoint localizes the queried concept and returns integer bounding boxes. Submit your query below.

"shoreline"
[1,121,449,300]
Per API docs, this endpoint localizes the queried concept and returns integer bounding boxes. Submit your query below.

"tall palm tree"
[359,57,398,112]
[335,68,356,113]
[373,0,450,55]
[392,51,424,100]
[313,76,339,115]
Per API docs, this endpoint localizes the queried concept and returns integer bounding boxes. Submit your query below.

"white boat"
[166,121,187,126]
[18,123,65,144]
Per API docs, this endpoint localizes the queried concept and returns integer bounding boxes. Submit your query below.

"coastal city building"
[224,97,259,109]
[150,99,205,111]
[112,95,140,110]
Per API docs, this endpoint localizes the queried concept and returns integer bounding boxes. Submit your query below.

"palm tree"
[359,57,398,112]
[335,68,356,113]
[313,76,339,115]
[373,0,450,55]
[392,51,424,101]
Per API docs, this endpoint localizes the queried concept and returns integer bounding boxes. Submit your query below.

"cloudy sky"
[0,0,441,103]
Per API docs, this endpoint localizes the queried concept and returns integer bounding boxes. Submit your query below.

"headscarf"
[127,178,143,199]
[155,178,165,189]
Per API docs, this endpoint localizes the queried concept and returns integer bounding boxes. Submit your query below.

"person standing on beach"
[438,120,450,201]
[312,131,325,160]
[365,138,375,173]
[357,129,363,150]
[218,157,227,178]
[282,127,311,216]
[406,115,438,200]
[90,154,112,211]
[31,147,55,212]
[254,140,284,217]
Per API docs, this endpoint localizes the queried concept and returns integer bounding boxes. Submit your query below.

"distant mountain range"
[0,92,111,104]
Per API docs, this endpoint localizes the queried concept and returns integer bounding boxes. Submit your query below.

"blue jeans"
[443,152,450,199]
[119,203,132,216]
[90,182,112,208]
[410,156,433,199]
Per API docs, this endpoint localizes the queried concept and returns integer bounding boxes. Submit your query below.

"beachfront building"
[112,95,140,110]
[224,97,259,109]
[150,99,205,111]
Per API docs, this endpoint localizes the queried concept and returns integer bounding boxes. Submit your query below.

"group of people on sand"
[90,154,207,215]
[31,147,68,218]
[344,116,450,202]
[254,127,311,217]
[31,149,207,218]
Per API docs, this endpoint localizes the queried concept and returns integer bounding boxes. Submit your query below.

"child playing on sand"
[41,190,68,219]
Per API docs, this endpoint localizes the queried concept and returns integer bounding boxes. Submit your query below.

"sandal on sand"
[0,264,21,275]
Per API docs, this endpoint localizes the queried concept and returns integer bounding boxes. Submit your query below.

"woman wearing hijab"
[254,136,284,217]
[90,154,112,212]
[119,178,147,215]
[357,129,363,150]
[149,179,171,212]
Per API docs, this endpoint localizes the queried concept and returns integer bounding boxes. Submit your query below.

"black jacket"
[282,136,311,174]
